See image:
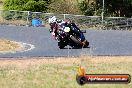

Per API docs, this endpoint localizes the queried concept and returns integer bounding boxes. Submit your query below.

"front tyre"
[58,42,65,49]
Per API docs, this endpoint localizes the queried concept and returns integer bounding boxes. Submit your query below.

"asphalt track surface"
[0,25,132,58]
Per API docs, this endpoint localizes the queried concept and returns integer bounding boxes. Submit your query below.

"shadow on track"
[61,46,90,49]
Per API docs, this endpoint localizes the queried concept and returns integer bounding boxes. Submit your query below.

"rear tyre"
[83,40,89,48]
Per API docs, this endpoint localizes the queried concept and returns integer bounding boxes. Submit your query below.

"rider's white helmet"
[48,16,57,24]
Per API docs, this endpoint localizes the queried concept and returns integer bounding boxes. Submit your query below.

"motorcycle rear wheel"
[83,40,89,48]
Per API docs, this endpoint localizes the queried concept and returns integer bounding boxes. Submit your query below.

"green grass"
[0,0,3,10]
[0,39,20,51]
[0,56,132,88]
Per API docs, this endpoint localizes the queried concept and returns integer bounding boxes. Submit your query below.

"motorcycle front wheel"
[58,42,65,49]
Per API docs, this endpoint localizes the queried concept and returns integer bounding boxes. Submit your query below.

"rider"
[48,16,85,41]
[48,16,58,37]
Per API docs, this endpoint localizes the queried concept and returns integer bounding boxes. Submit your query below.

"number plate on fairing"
[64,27,70,32]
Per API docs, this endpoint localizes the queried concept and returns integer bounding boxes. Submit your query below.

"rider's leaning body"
[48,16,85,41]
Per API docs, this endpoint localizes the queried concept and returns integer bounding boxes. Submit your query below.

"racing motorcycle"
[51,23,89,49]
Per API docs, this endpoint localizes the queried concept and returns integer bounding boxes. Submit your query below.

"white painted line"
[0,41,35,55]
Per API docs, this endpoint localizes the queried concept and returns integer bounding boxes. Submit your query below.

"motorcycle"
[54,24,89,49]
